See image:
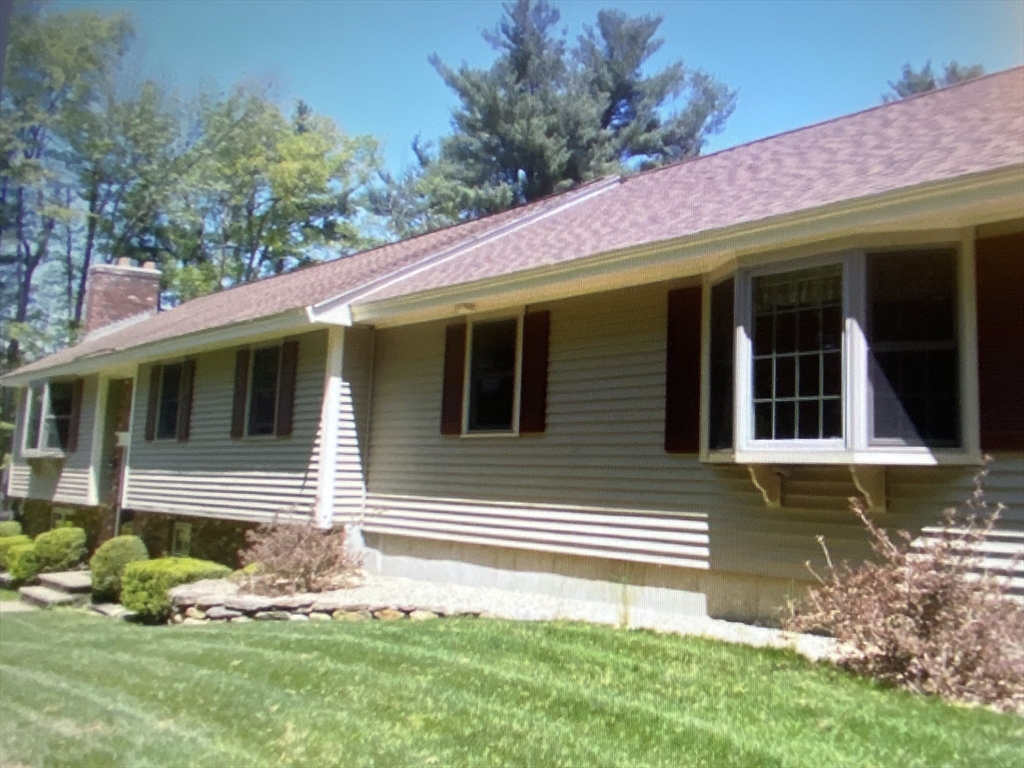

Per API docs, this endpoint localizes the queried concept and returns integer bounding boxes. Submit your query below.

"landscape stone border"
[168,579,480,626]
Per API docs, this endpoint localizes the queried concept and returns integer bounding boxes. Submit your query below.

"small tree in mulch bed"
[237,517,362,595]
[783,464,1024,713]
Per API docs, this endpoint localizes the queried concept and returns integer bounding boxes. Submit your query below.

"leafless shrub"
[237,516,363,595]
[783,464,1024,713]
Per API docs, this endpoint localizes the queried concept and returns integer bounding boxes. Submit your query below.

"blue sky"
[54,0,1024,171]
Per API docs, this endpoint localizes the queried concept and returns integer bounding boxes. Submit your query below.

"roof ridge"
[622,65,1024,186]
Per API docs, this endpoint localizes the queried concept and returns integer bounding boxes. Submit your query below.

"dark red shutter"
[977,232,1024,451]
[664,286,703,453]
[144,364,162,442]
[230,348,251,439]
[176,359,197,442]
[275,339,300,437]
[65,379,84,452]
[519,310,550,434]
[440,323,467,435]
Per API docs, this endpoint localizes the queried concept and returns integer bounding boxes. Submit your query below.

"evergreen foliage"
[6,542,40,582]
[883,60,985,102]
[32,526,87,572]
[0,534,32,569]
[120,557,231,622]
[89,535,149,601]
[0,521,23,537]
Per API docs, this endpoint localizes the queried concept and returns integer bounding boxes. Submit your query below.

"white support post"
[316,326,345,529]
[87,376,109,507]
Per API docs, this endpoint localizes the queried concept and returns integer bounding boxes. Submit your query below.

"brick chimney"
[82,258,162,337]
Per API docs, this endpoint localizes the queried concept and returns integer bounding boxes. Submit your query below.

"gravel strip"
[312,574,838,661]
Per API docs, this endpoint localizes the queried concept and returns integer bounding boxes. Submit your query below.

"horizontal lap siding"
[124,331,326,522]
[366,283,1024,582]
[6,376,98,506]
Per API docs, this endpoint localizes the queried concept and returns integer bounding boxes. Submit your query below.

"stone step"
[37,571,92,594]
[18,585,83,608]
[90,603,136,620]
[0,571,15,589]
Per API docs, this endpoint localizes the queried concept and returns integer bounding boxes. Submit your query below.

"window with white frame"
[22,381,75,452]
[706,246,974,463]
[465,317,521,433]
[247,345,282,436]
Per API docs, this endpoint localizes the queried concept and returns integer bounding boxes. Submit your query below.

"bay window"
[705,245,976,464]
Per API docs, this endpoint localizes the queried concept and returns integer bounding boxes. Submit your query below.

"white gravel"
[322,573,838,661]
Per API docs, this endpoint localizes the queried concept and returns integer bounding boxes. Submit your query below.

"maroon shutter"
[976,232,1024,451]
[65,379,84,452]
[664,286,703,453]
[144,364,162,442]
[230,348,251,439]
[440,323,467,435]
[275,339,300,437]
[519,310,550,434]
[176,359,197,442]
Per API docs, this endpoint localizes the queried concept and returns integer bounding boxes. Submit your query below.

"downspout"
[316,326,344,529]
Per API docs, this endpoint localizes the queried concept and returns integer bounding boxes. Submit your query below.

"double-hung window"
[229,338,300,439]
[22,380,79,454]
[247,346,282,436]
[704,245,976,464]
[466,317,521,433]
[144,360,196,442]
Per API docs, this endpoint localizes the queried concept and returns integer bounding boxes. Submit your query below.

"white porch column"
[316,326,345,529]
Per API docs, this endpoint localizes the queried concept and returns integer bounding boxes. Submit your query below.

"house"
[3,68,1022,621]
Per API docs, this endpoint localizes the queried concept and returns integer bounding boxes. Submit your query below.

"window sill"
[23,450,67,468]
[710,447,982,467]
[459,430,520,439]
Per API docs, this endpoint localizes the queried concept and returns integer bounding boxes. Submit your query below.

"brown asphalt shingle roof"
[10,66,1023,379]
[9,180,610,377]
[362,66,1024,303]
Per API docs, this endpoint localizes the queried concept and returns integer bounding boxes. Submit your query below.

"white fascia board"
[350,165,1024,328]
[2,308,313,387]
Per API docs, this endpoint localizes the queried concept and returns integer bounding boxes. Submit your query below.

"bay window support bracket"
[850,465,886,513]
[748,465,783,508]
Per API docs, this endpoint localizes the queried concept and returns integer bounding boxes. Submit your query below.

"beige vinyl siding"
[124,330,327,522]
[366,283,1024,585]
[6,376,99,506]
[333,326,374,522]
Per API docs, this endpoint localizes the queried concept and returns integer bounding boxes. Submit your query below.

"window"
[466,318,520,432]
[171,522,192,557]
[229,339,299,439]
[156,364,183,440]
[144,360,196,442]
[248,346,281,436]
[703,246,974,464]
[22,380,79,453]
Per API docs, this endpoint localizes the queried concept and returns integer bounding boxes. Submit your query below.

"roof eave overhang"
[1,307,314,387]
[348,164,1024,329]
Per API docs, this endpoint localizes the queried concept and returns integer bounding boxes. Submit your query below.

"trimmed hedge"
[121,558,231,622]
[0,521,23,537]
[0,534,32,569]
[33,527,87,573]
[90,536,149,601]
[7,543,40,583]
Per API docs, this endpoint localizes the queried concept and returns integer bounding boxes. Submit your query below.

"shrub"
[0,521,23,537]
[783,466,1024,713]
[33,527,87,573]
[90,536,149,601]
[0,534,32,569]
[238,518,362,595]
[121,557,231,622]
[7,543,40,583]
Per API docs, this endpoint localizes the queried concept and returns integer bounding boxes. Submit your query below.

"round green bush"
[7,543,40,583]
[121,557,232,622]
[89,535,149,601]
[0,521,23,537]
[33,527,87,573]
[0,534,32,570]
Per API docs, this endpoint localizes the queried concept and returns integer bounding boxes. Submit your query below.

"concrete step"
[37,571,92,594]
[18,585,84,608]
[0,571,14,589]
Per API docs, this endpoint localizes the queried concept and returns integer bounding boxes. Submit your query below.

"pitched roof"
[9,179,612,377]
[361,66,1024,303]
[9,67,1023,380]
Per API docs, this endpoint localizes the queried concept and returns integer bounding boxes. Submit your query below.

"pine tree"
[883,60,985,102]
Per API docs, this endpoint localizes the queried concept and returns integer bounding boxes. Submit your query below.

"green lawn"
[0,588,19,601]
[0,610,1021,768]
